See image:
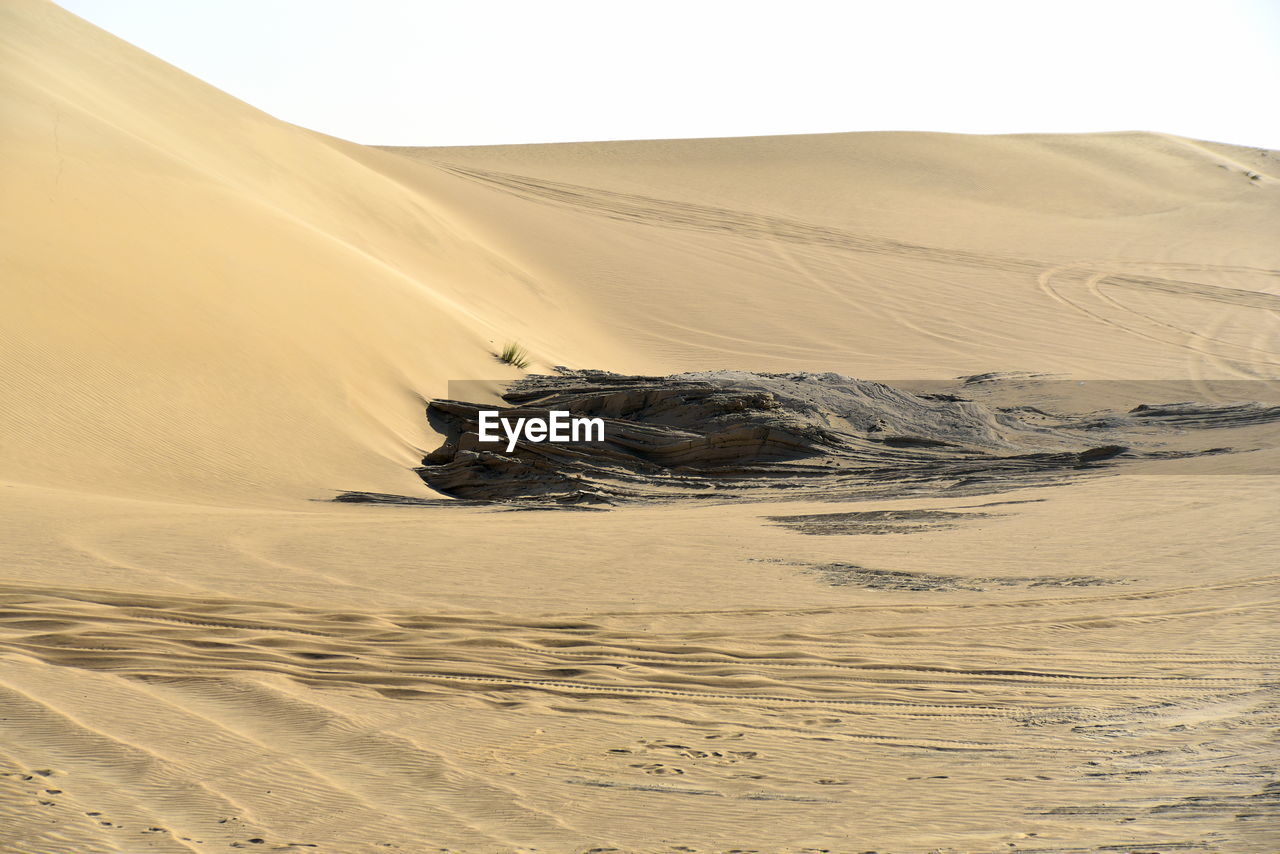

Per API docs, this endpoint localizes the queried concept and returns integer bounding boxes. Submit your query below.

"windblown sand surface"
[2,1,1278,851]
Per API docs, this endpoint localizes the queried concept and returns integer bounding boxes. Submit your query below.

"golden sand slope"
[1,1,1278,852]
[0,0,621,504]
[383,131,1280,381]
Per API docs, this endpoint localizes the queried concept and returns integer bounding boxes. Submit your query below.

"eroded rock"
[413,369,1167,503]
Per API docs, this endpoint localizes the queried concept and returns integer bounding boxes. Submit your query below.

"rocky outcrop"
[412,369,1165,504]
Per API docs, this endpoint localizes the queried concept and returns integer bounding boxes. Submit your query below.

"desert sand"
[1,0,1278,851]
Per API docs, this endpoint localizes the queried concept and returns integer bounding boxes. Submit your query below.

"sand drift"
[366,369,1280,505]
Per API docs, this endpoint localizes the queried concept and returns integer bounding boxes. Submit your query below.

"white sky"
[57,0,1280,149]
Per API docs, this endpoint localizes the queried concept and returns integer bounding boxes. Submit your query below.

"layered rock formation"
[411,369,1216,503]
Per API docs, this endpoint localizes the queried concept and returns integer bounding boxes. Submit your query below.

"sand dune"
[5,0,1278,501]
[383,132,1280,381]
[0,0,622,504]
[2,0,1278,851]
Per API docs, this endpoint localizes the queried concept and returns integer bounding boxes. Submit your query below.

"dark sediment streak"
[339,369,1280,506]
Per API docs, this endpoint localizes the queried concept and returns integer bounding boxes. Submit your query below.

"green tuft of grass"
[496,342,530,369]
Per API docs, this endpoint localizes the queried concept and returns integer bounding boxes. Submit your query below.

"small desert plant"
[496,342,530,369]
